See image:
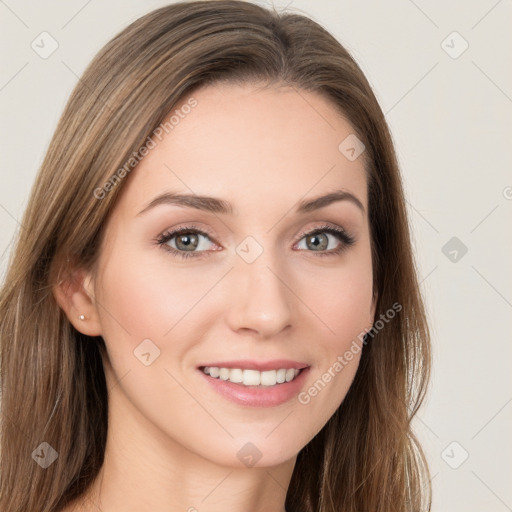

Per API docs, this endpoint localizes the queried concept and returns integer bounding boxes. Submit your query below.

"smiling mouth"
[199,366,303,387]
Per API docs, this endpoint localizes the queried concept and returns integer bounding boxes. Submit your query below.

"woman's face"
[87,82,376,468]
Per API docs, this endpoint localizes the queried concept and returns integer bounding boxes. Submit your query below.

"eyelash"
[155,223,355,260]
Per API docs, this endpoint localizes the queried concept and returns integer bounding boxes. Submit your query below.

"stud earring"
[79,314,85,321]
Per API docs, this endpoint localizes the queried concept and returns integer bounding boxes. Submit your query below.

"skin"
[56,82,377,512]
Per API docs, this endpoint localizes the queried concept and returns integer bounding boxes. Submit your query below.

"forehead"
[117,82,368,216]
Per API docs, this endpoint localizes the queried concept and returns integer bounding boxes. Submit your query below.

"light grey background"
[1,1,511,510]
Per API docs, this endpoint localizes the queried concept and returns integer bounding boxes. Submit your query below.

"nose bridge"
[225,241,293,336]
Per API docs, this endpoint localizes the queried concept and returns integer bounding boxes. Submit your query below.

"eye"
[295,225,355,256]
[156,226,219,259]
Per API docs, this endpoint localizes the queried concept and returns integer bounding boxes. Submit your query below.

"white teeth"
[202,366,302,386]
[229,368,243,383]
[285,369,295,382]
[243,369,261,386]
[260,370,276,386]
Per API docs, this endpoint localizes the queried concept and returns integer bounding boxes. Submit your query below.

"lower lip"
[198,367,310,407]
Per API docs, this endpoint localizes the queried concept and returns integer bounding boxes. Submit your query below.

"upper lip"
[197,359,310,371]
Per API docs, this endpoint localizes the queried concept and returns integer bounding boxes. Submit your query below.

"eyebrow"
[137,189,365,216]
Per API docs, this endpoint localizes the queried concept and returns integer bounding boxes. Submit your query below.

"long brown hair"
[0,1,432,510]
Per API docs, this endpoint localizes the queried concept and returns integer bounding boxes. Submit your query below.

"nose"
[224,251,294,338]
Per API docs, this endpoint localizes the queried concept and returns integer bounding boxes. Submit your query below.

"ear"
[53,265,102,336]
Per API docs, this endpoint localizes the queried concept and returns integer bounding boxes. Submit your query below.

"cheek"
[291,255,372,411]
[297,254,374,344]
[95,241,221,346]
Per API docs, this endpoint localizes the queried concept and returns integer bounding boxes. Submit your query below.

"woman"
[0,1,432,511]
